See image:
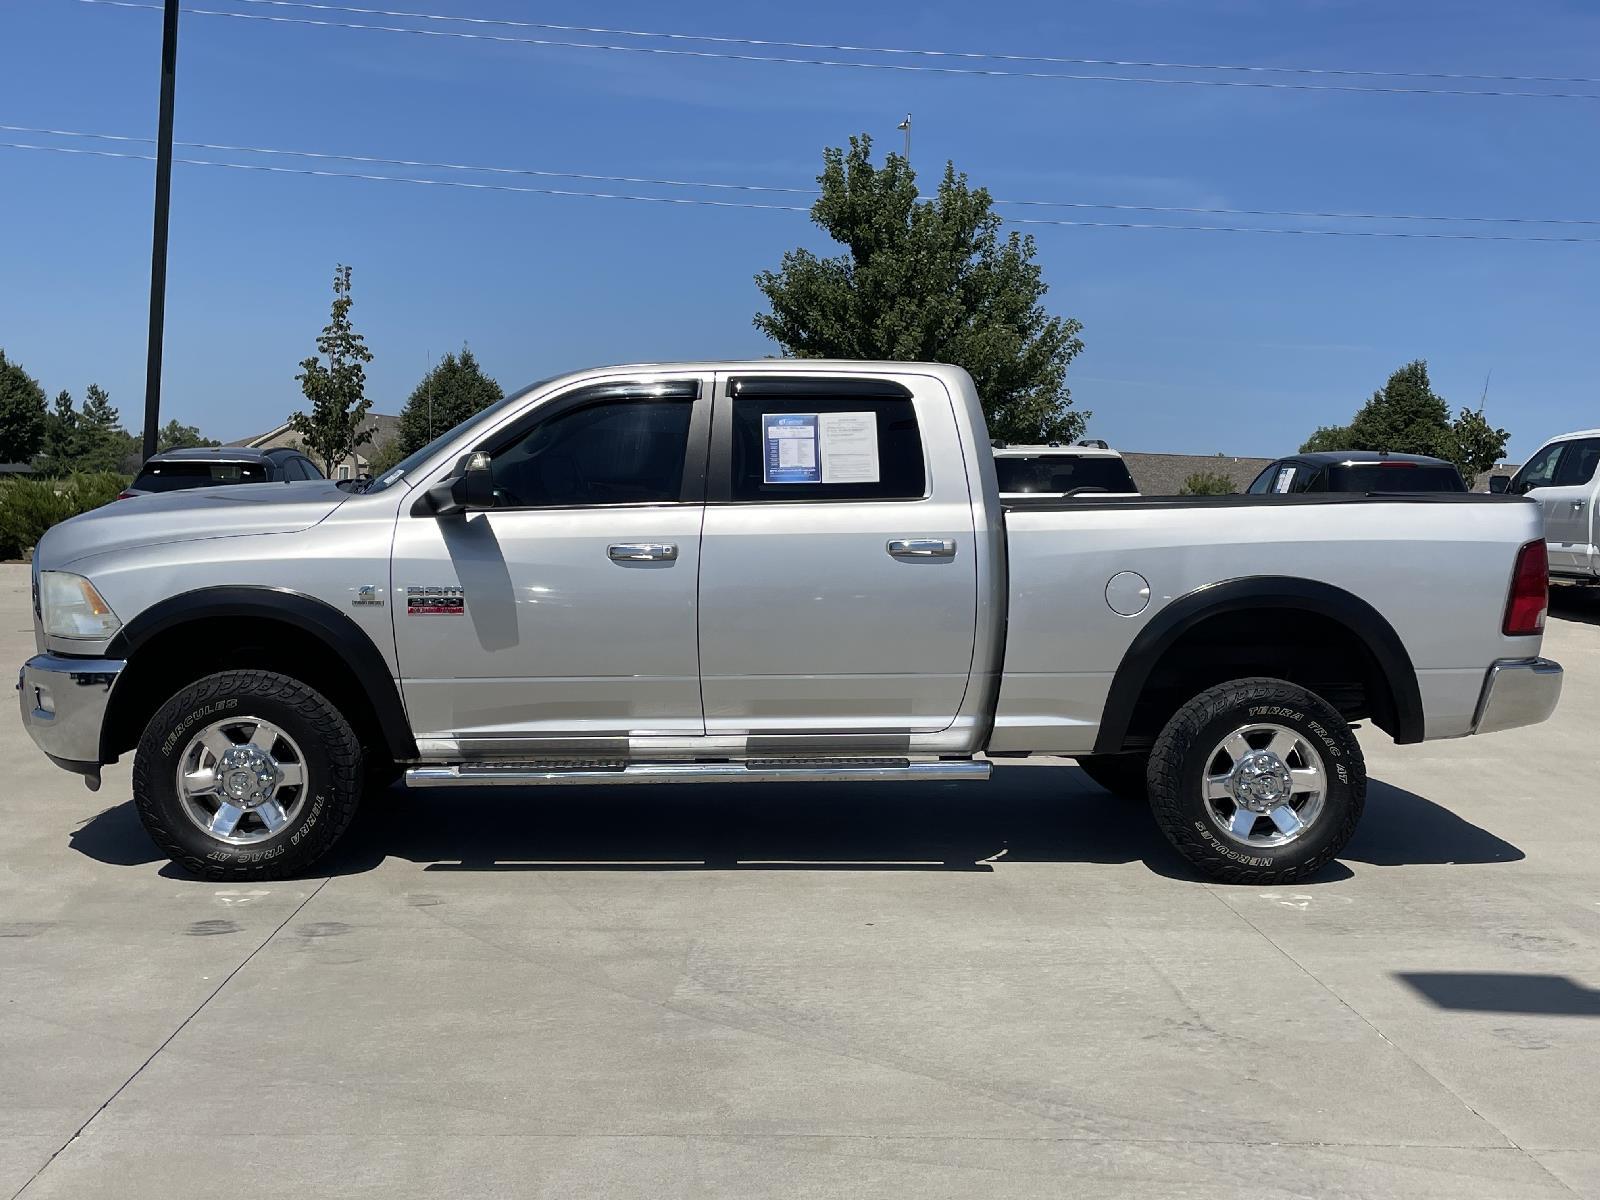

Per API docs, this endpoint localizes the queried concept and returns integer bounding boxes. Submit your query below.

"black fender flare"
[106,586,418,760]
[1092,576,1425,754]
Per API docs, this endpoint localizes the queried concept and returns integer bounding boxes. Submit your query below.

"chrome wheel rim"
[1201,723,1326,849]
[175,716,308,845]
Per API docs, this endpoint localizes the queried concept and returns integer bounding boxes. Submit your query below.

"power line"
[6,123,1597,228]
[225,0,1600,88]
[8,138,1599,242]
[79,0,1600,101]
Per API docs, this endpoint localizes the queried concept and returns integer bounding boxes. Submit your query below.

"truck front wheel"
[1147,678,1365,884]
[132,670,363,880]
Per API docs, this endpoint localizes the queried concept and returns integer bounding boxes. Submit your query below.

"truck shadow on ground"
[1550,586,1600,628]
[69,765,1524,883]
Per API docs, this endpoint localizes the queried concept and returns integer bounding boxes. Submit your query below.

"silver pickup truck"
[19,361,1563,884]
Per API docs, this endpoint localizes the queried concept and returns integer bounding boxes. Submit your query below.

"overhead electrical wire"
[7,136,1599,242]
[77,0,1600,101]
[5,123,1596,229]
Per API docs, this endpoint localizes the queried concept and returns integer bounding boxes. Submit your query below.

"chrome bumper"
[16,654,124,773]
[1471,657,1563,736]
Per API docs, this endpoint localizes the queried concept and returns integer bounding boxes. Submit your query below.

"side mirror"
[1489,475,1511,495]
[422,451,494,517]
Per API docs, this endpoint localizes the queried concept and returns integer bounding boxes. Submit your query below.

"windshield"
[995,455,1137,494]
[362,381,551,494]
[132,461,269,491]
[1326,464,1466,493]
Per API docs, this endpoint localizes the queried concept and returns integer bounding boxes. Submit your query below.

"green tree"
[289,264,374,476]
[394,347,503,457]
[1179,470,1236,496]
[1344,361,1451,456]
[1298,424,1353,454]
[365,437,408,479]
[39,389,85,475]
[754,135,1087,443]
[1443,406,1510,481]
[0,349,48,464]
[157,419,220,452]
[76,384,137,473]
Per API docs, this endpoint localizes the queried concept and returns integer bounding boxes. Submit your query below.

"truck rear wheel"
[1074,753,1150,802]
[1147,678,1365,884]
[132,670,363,880]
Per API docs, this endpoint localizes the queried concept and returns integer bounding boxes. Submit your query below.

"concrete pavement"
[4,561,1599,1198]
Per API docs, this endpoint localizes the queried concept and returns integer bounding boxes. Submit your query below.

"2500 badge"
[406,585,465,616]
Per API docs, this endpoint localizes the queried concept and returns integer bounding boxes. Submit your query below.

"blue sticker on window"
[764,413,820,483]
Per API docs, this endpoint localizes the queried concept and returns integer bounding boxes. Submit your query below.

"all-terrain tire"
[1074,753,1151,802]
[1147,677,1365,884]
[133,670,363,880]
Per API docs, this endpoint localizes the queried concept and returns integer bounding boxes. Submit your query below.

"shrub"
[0,472,130,560]
[1179,470,1236,496]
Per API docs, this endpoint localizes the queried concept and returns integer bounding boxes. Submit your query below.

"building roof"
[227,412,400,449]
[1119,452,1274,496]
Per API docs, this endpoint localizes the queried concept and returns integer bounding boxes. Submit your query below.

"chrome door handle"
[607,543,678,562]
[1573,501,1586,511]
[887,538,957,559]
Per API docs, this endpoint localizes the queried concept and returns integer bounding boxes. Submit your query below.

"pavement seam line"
[1202,884,1581,1197]
[10,875,334,1200]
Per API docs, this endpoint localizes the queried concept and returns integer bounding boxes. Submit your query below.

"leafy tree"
[754,135,1087,443]
[157,419,219,452]
[76,384,138,474]
[1298,424,1353,454]
[289,265,374,476]
[365,437,408,479]
[1179,470,1236,496]
[1443,406,1510,481]
[0,349,48,464]
[395,347,503,457]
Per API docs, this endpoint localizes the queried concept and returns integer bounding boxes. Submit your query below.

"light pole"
[141,0,180,463]
[897,113,911,164]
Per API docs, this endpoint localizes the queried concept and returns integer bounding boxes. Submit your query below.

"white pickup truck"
[19,361,1563,884]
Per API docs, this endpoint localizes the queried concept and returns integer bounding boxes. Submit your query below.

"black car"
[1246,451,1467,495]
[121,446,327,497]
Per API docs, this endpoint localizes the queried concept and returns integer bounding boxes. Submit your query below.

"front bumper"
[17,654,124,774]
[1471,657,1563,736]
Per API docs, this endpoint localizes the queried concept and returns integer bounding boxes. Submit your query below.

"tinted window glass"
[1515,442,1566,492]
[1554,438,1600,487]
[489,398,692,507]
[730,395,925,502]
[1325,464,1467,493]
[1246,464,1280,495]
[131,461,269,491]
[994,455,1136,494]
[297,457,325,480]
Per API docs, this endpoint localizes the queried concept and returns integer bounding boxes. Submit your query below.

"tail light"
[115,491,136,501]
[1502,539,1548,636]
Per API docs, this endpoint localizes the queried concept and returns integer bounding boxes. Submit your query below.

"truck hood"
[36,482,350,569]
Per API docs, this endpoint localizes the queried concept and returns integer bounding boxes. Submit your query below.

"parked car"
[120,446,326,497]
[1491,429,1600,584]
[20,362,1561,886]
[1247,451,1467,495]
[993,440,1139,498]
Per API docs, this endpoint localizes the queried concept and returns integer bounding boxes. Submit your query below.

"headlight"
[39,572,122,640]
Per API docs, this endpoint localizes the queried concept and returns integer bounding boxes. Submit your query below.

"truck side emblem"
[352,585,384,608]
[406,585,465,616]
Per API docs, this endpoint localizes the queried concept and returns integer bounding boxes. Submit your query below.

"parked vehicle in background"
[1247,451,1467,495]
[20,361,1561,886]
[1492,430,1600,584]
[120,447,326,498]
[993,440,1140,497]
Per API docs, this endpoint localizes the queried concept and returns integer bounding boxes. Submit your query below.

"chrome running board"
[403,758,990,789]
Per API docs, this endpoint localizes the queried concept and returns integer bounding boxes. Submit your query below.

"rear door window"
[1553,438,1600,488]
[131,461,270,491]
[726,385,925,502]
[1327,463,1467,492]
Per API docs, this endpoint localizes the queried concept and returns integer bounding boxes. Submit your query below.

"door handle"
[1573,500,1586,512]
[607,543,678,562]
[887,538,957,559]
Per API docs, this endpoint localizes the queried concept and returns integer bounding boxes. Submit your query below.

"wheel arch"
[1092,576,1424,754]
[103,586,417,763]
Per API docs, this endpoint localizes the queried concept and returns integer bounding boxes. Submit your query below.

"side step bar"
[404,758,991,789]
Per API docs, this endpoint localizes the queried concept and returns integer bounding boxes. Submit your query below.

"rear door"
[696,373,978,738]
[1544,437,1600,574]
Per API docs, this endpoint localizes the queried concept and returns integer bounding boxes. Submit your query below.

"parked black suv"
[1247,451,1467,495]
[121,446,326,497]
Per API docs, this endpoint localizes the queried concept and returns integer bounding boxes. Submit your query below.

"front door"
[391,377,710,749]
[696,373,978,738]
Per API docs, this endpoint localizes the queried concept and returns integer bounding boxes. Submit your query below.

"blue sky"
[1,0,1596,456]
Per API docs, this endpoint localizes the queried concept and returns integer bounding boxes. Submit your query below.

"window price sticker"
[763,412,881,484]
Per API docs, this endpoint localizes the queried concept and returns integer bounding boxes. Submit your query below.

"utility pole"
[141,0,180,464]
[897,113,912,164]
